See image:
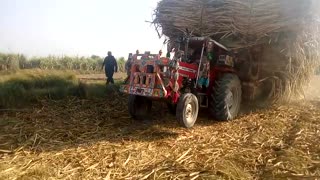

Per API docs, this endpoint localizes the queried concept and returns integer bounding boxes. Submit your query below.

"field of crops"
[0,71,319,180]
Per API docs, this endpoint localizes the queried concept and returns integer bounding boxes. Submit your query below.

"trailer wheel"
[128,95,152,120]
[176,93,199,128]
[210,73,241,121]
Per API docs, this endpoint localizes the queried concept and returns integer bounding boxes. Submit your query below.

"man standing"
[102,51,118,85]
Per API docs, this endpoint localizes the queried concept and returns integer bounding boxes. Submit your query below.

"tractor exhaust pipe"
[195,42,205,88]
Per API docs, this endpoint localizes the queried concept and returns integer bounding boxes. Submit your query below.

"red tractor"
[120,37,242,128]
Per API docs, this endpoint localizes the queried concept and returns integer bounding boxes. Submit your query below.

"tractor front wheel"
[210,73,242,121]
[176,93,199,128]
[128,95,152,120]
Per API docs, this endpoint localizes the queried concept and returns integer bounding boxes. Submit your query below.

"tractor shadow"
[150,100,272,128]
[150,101,223,128]
[0,95,300,154]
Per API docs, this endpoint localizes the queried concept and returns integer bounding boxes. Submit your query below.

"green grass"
[0,70,121,108]
[0,70,79,108]
[78,80,122,99]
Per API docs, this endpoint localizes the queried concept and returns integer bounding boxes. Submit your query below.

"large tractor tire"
[176,93,199,128]
[210,73,242,121]
[128,95,152,120]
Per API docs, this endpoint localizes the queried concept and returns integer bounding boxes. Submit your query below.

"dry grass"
[0,92,319,179]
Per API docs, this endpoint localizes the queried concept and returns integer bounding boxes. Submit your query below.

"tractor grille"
[132,72,156,88]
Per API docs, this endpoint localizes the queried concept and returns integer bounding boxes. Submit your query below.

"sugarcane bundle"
[153,0,320,102]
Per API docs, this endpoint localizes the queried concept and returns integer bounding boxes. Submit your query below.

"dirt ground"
[77,73,127,81]
[0,75,319,180]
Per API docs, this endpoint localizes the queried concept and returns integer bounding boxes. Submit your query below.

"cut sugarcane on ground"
[0,76,319,179]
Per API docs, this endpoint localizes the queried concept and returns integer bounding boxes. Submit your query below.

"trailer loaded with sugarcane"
[120,0,320,128]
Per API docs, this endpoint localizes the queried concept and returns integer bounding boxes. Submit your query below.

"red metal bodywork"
[119,53,235,104]
[165,61,198,103]
[120,56,171,98]
[206,66,236,95]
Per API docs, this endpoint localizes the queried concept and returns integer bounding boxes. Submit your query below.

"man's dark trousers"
[105,70,114,84]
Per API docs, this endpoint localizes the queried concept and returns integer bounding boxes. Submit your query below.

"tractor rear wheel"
[128,95,152,120]
[176,93,199,128]
[210,73,242,121]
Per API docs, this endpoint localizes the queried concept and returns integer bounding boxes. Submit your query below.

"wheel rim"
[185,103,194,124]
[225,90,233,109]
[225,87,240,119]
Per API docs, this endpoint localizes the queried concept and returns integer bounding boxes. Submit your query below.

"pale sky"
[0,0,166,58]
